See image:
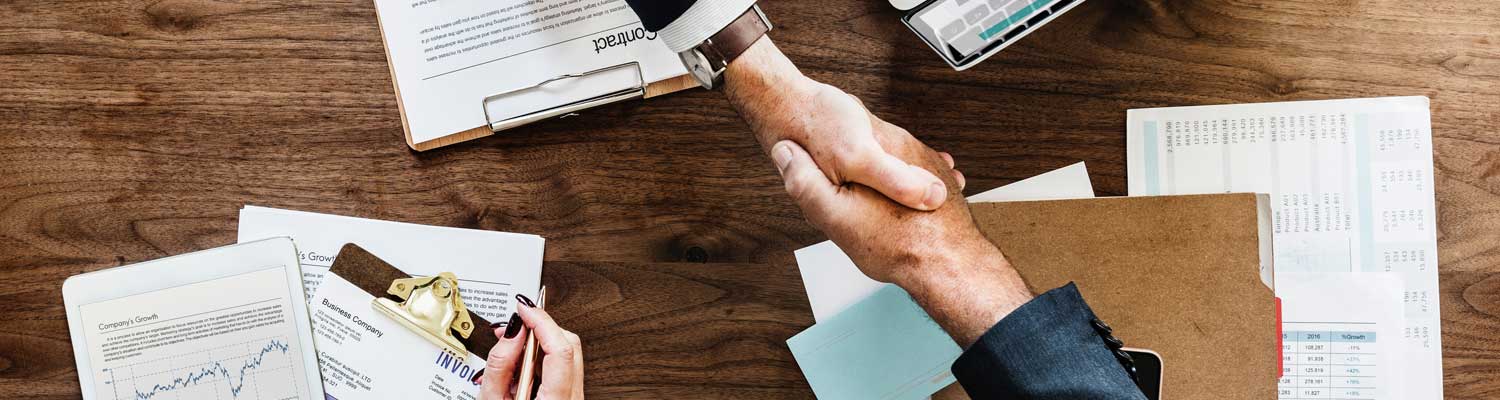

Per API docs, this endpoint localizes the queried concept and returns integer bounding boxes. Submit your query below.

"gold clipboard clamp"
[481,62,646,132]
[372,272,475,357]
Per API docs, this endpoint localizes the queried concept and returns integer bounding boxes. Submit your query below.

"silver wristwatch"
[678,5,773,90]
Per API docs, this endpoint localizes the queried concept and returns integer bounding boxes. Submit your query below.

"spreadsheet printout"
[1278,273,1405,400]
[1125,96,1439,399]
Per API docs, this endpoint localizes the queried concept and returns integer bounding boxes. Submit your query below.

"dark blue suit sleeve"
[952,283,1148,399]
[623,0,697,32]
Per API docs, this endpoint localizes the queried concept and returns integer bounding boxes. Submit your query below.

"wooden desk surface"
[2,0,1497,398]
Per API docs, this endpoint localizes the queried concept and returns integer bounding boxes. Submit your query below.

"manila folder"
[970,193,1277,400]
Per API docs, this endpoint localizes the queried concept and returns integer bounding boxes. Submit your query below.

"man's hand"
[721,36,1032,346]
[770,120,1033,347]
[725,38,951,211]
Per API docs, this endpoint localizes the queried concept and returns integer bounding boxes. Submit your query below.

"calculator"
[901,0,1085,70]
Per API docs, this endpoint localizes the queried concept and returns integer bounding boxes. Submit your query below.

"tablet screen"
[902,0,1083,70]
[64,238,323,400]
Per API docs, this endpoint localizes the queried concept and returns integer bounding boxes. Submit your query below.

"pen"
[515,286,546,400]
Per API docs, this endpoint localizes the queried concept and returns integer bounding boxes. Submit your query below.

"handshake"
[726,39,1034,347]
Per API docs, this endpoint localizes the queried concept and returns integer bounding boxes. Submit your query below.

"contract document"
[1126,96,1440,399]
[374,0,687,148]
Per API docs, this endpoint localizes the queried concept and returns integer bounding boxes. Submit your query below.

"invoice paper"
[1126,96,1440,399]
[237,207,543,398]
[1277,273,1406,400]
[237,205,544,321]
[375,0,686,143]
[311,271,488,400]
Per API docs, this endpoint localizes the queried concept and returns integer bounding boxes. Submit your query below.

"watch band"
[681,5,772,90]
[706,6,772,67]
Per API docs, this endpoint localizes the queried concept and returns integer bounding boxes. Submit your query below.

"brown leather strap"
[709,7,771,66]
[329,243,498,358]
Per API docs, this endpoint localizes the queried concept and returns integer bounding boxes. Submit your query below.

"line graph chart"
[103,337,302,400]
[79,268,314,400]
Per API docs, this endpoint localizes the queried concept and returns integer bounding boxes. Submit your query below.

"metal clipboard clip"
[372,272,475,357]
[481,62,646,132]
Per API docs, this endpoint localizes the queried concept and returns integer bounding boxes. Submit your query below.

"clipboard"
[327,243,501,358]
[366,0,700,151]
[480,62,695,132]
[389,56,698,151]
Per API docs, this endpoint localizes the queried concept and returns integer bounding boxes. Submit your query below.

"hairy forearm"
[721,38,819,150]
[899,234,1035,348]
[722,35,1033,348]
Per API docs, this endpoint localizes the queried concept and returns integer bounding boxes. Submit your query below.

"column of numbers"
[1330,332,1378,399]
[1281,331,1300,397]
[1297,331,1332,399]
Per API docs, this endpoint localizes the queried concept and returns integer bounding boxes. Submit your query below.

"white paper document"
[312,271,488,400]
[236,205,544,322]
[375,0,686,143]
[1277,273,1406,400]
[797,161,1095,321]
[237,206,545,399]
[1126,96,1441,399]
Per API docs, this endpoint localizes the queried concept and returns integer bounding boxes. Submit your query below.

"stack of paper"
[65,205,549,400]
[792,96,1442,400]
[1126,96,1440,399]
[237,206,547,400]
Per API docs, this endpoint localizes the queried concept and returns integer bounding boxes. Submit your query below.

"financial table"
[1280,329,1383,400]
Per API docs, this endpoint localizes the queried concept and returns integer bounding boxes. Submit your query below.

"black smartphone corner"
[1124,348,1163,400]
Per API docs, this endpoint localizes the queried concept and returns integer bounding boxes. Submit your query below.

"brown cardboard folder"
[970,193,1278,400]
[327,243,499,358]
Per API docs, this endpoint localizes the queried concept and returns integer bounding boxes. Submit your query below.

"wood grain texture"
[1,0,1497,398]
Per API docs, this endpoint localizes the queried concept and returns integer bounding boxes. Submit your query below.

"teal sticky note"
[787,284,962,400]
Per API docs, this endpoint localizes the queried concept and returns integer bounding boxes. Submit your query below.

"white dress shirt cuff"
[657,0,759,53]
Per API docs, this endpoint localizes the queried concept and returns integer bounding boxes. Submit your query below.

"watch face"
[680,50,715,89]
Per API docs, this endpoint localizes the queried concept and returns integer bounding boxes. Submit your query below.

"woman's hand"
[478,294,584,400]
